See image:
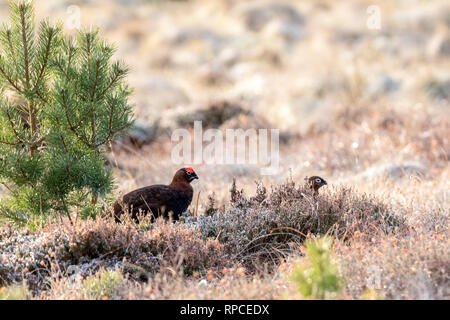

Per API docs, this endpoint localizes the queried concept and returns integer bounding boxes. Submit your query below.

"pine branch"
[54,115,68,153]
[52,56,70,81]
[90,59,100,101]
[19,3,31,89]
[72,105,94,131]
[5,108,24,144]
[5,28,18,69]
[0,139,20,146]
[34,87,48,104]
[14,2,39,155]
[34,25,54,91]
[94,102,114,147]
[60,89,92,147]
[85,32,92,57]
[66,40,75,76]
[0,55,22,92]
[89,60,101,144]
[59,134,68,152]
[99,63,128,97]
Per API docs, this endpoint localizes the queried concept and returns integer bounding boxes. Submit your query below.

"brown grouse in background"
[307,176,328,196]
[114,168,199,222]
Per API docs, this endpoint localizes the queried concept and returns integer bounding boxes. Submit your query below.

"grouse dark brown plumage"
[113,167,199,222]
[307,176,328,196]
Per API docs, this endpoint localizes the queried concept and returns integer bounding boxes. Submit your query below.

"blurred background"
[0,0,448,208]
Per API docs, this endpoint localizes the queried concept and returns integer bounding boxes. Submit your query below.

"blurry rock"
[316,74,348,97]
[285,96,334,134]
[333,30,364,46]
[131,76,190,120]
[394,8,436,33]
[195,48,240,85]
[425,79,450,101]
[219,113,270,131]
[116,0,141,4]
[439,37,450,56]
[176,101,248,128]
[169,49,204,68]
[218,112,294,143]
[195,47,241,85]
[197,64,232,86]
[263,17,305,43]
[114,119,160,150]
[361,162,429,180]
[241,2,304,31]
[167,28,226,50]
[396,33,428,48]
[374,32,427,56]
[229,62,259,80]
[386,163,428,179]
[254,48,283,66]
[230,74,266,98]
[217,47,240,68]
[238,2,306,43]
[378,114,404,130]
[117,19,149,42]
[367,74,401,98]
[426,27,450,58]
[290,95,328,116]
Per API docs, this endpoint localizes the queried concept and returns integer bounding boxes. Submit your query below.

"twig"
[19,5,31,89]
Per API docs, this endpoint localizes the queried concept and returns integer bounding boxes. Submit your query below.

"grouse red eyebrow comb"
[185,167,194,173]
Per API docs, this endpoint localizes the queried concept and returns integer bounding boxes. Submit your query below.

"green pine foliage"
[81,270,124,300]
[0,1,133,226]
[290,237,342,299]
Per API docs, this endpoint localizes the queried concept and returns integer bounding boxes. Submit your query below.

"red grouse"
[114,167,199,222]
[307,176,328,196]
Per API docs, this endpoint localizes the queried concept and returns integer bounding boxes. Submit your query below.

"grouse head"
[172,167,199,184]
[307,176,327,195]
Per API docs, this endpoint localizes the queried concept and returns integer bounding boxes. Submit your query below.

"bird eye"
[186,171,192,175]
[315,178,321,183]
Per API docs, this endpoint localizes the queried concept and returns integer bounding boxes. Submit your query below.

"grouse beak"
[190,173,199,182]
